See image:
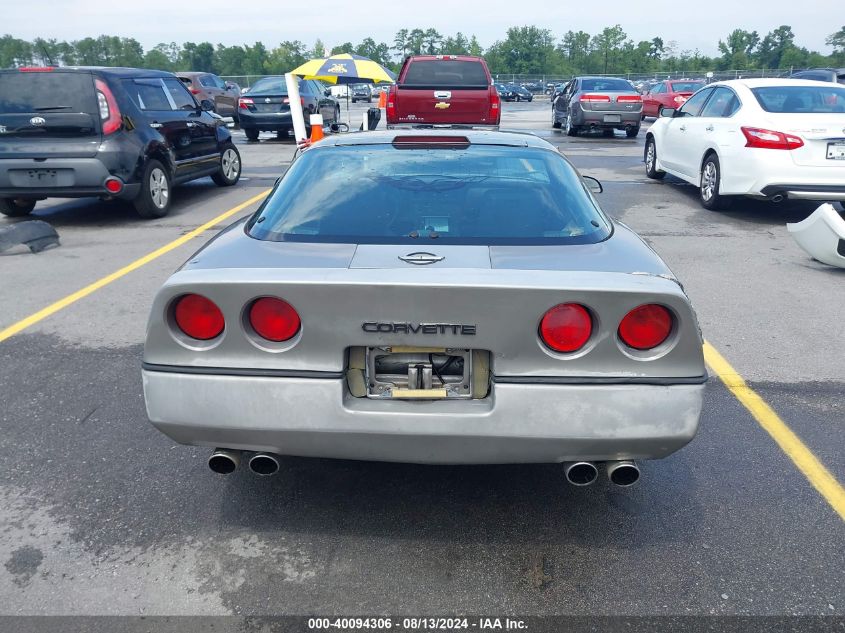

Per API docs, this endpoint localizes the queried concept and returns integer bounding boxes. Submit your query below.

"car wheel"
[211,143,241,187]
[626,126,640,138]
[244,128,259,141]
[644,137,666,180]
[134,159,171,219]
[700,153,732,210]
[565,113,578,137]
[0,198,37,217]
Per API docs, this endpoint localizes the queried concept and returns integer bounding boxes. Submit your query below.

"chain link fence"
[223,69,795,93]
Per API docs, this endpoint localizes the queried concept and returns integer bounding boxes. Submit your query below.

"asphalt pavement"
[0,99,843,618]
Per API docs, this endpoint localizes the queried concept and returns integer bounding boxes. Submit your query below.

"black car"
[0,67,241,219]
[500,84,533,102]
[238,77,340,141]
[350,83,372,103]
[789,68,845,85]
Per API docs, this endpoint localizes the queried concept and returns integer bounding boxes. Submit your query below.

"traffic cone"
[309,114,324,142]
[378,89,387,109]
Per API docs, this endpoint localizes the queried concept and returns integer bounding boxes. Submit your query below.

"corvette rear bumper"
[143,369,705,464]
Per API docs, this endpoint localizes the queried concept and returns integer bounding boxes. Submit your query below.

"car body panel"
[176,72,240,117]
[238,77,338,134]
[643,80,705,117]
[787,203,845,267]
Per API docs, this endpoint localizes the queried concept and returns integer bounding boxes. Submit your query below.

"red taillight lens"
[387,87,396,113]
[95,78,122,135]
[282,97,305,105]
[673,95,688,104]
[174,294,225,340]
[617,95,642,103]
[579,93,611,102]
[618,304,673,350]
[19,66,55,72]
[104,177,123,194]
[489,89,500,122]
[741,126,804,150]
[539,303,593,353]
[238,97,254,109]
[249,297,300,342]
[190,88,201,94]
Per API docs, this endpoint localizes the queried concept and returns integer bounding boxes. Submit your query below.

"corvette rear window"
[248,144,611,245]
[752,86,845,113]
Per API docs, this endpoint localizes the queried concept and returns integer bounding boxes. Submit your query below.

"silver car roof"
[320,129,555,150]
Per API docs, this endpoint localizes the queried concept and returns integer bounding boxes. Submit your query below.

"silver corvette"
[142,130,706,485]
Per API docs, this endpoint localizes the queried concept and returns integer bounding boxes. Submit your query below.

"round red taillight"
[539,303,592,353]
[618,304,673,350]
[249,297,300,342]
[104,178,123,194]
[174,294,225,340]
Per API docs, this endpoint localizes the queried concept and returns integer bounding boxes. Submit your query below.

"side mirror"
[582,176,603,194]
[660,107,676,118]
[200,99,214,112]
[324,88,332,97]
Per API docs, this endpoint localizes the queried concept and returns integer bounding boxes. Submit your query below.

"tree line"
[1,25,843,78]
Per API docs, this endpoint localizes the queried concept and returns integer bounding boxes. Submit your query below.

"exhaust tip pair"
[564,460,640,487]
[208,449,279,476]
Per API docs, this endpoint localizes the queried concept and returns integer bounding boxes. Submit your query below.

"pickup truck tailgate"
[392,88,492,125]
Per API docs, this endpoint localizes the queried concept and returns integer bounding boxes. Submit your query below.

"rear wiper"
[33,105,73,111]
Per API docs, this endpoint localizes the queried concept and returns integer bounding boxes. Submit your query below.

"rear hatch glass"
[248,143,610,245]
[402,61,489,89]
[0,71,100,137]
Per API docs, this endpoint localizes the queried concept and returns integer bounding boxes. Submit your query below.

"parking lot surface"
[1,100,843,616]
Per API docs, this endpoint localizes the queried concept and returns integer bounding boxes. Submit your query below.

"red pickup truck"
[386,55,500,128]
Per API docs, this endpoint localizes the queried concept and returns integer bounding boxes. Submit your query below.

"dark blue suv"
[0,66,242,218]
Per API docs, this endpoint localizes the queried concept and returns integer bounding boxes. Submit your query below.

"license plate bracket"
[365,346,473,399]
[826,141,845,160]
[603,114,622,123]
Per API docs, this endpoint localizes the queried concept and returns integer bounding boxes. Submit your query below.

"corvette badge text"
[362,322,477,335]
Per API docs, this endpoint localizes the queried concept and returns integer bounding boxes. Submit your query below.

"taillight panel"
[742,126,804,150]
[95,78,122,135]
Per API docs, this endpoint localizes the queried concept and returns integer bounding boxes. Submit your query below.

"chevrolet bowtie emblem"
[434,102,451,109]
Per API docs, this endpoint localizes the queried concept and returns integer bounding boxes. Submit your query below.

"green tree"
[559,30,591,71]
[264,40,307,74]
[826,26,845,63]
[467,35,483,56]
[756,25,795,68]
[422,28,443,54]
[591,25,627,73]
[354,38,391,66]
[717,29,759,69]
[310,38,327,59]
[486,26,560,75]
[214,44,247,75]
[242,42,268,75]
[392,29,409,59]
[0,35,33,67]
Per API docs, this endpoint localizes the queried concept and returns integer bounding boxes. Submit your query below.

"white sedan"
[644,79,845,210]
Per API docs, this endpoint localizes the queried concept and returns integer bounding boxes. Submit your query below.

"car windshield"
[248,142,611,245]
[247,77,299,96]
[752,85,845,113]
[669,81,704,93]
[580,78,634,92]
[402,61,489,89]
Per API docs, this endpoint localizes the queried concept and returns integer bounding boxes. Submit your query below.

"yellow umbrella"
[290,53,396,85]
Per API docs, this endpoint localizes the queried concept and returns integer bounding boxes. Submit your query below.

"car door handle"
[150,122,162,129]
[679,125,686,132]
[186,121,196,128]
[705,124,714,132]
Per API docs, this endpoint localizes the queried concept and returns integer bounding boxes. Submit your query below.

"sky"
[3,0,840,57]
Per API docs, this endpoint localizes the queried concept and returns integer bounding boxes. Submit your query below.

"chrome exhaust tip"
[248,453,280,476]
[208,448,240,475]
[606,460,640,487]
[771,194,785,203]
[564,461,599,486]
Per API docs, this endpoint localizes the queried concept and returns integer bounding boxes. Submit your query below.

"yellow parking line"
[0,189,271,345]
[704,341,845,521]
